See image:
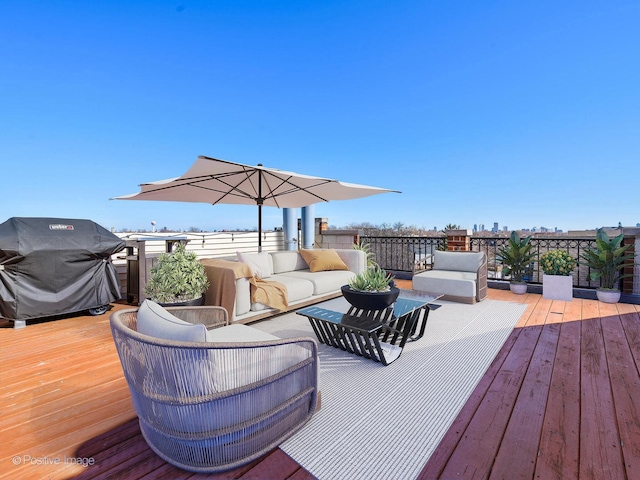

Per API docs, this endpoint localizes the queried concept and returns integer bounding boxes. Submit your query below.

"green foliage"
[352,242,377,267]
[348,265,394,292]
[145,243,210,303]
[540,250,576,276]
[579,228,635,290]
[497,231,536,283]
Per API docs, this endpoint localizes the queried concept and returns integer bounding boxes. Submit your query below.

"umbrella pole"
[258,166,263,253]
[258,203,262,253]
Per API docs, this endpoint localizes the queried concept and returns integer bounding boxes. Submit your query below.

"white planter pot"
[543,274,573,301]
[596,289,621,303]
[510,282,528,295]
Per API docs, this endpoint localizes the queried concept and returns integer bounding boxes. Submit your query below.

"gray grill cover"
[0,217,125,321]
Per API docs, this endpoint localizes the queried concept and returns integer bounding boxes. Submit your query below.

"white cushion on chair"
[137,300,207,342]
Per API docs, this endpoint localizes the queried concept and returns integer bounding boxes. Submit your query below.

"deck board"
[2,288,640,479]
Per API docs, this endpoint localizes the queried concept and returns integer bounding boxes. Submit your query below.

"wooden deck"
[2,286,639,479]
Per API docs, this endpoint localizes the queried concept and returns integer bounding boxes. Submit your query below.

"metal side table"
[297,290,441,366]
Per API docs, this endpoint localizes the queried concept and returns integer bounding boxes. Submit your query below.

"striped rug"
[253,297,527,480]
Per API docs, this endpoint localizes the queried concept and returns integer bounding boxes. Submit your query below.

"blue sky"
[2,1,639,233]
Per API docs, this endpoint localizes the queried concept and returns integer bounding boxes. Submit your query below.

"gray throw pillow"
[136,299,206,342]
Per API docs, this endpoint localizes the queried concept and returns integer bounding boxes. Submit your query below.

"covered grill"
[0,217,125,327]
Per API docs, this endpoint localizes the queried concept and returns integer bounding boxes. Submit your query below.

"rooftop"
[2,284,639,479]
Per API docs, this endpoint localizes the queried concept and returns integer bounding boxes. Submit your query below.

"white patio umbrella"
[113,155,400,249]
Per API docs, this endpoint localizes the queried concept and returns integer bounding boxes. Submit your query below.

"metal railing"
[361,236,446,277]
[363,234,626,290]
[469,236,599,288]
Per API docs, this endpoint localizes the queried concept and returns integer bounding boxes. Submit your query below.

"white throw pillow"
[237,251,272,278]
[136,300,207,342]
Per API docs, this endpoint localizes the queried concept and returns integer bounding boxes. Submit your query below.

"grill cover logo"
[49,224,74,230]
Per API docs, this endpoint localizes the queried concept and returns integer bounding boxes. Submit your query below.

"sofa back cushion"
[236,251,273,278]
[270,251,309,274]
[434,251,485,273]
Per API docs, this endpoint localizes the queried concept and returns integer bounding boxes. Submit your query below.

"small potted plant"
[497,231,536,294]
[341,265,399,310]
[144,243,210,306]
[539,250,576,301]
[579,228,635,303]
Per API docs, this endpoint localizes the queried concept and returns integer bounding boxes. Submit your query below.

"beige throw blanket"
[200,259,288,318]
[250,277,288,312]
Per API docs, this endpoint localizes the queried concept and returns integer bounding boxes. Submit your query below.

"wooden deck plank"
[600,314,640,476]
[489,322,560,479]
[436,324,543,479]
[534,319,581,480]
[579,317,625,479]
[620,311,640,372]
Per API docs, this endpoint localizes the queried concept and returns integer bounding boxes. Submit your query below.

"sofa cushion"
[237,251,273,278]
[137,300,207,342]
[270,251,309,274]
[279,269,356,295]
[299,249,349,272]
[434,251,484,273]
[251,275,314,311]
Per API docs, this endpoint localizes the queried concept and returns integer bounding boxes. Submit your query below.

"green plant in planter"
[348,265,395,292]
[540,250,576,276]
[579,228,634,291]
[497,231,536,284]
[145,243,210,304]
[352,242,377,268]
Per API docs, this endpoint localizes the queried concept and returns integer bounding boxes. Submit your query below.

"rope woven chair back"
[110,306,318,473]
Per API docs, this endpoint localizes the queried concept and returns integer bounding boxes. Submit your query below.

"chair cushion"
[299,249,349,272]
[237,251,273,278]
[413,270,477,298]
[136,300,207,342]
[206,324,280,342]
[434,251,484,273]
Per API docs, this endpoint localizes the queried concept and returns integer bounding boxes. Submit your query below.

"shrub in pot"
[497,231,535,294]
[144,243,210,305]
[579,228,634,303]
[342,265,399,310]
[540,250,576,301]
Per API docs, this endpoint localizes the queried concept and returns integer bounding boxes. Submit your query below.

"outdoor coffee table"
[296,290,442,366]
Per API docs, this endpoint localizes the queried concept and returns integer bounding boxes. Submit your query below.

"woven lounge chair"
[110,302,319,473]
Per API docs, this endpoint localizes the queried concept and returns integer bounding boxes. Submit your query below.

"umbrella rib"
[141,169,262,203]
[260,171,332,204]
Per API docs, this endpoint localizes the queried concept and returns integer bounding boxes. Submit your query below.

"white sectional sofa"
[202,249,367,324]
[412,250,488,304]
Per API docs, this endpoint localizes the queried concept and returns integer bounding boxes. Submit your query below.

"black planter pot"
[157,296,205,307]
[341,286,400,310]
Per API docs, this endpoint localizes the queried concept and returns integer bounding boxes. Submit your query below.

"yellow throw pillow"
[299,249,349,272]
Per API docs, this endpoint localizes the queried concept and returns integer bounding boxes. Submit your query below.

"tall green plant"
[497,231,536,283]
[145,243,210,303]
[579,228,635,290]
[353,242,377,267]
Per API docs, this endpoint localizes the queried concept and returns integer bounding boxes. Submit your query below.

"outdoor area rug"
[252,297,527,480]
